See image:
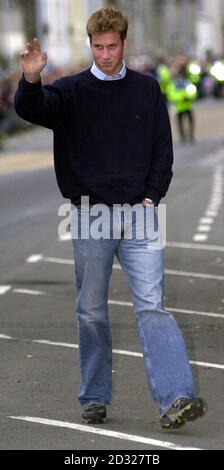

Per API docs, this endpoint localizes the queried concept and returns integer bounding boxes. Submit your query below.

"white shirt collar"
[91,61,126,81]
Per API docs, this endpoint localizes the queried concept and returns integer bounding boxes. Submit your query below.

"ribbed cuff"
[19,74,42,92]
[145,188,162,205]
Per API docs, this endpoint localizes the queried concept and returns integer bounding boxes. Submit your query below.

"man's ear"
[123,38,128,49]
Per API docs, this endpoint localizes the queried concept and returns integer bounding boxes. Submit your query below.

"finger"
[20,50,29,60]
[20,51,29,61]
[26,42,33,53]
[33,38,41,52]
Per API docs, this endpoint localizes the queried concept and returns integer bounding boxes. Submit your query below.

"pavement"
[0,99,224,450]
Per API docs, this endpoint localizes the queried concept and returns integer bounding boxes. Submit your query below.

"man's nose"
[102,48,110,59]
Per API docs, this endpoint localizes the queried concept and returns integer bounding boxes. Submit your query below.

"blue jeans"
[71,204,196,415]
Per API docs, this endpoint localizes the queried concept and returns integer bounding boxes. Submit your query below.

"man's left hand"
[142,199,154,205]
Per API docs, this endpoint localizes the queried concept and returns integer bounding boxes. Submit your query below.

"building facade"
[0,0,36,69]
[35,0,104,69]
[0,0,223,70]
[196,0,224,58]
[105,0,224,59]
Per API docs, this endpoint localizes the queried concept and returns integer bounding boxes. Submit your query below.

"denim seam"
[137,315,161,406]
[106,324,112,404]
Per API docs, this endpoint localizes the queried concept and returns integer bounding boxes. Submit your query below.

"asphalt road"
[0,101,224,451]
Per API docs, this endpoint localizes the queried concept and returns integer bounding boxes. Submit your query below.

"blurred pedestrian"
[14,7,206,430]
[167,68,197,143]
[156,58,172,104]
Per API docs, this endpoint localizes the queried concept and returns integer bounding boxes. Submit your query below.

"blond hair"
[86,8,128,42]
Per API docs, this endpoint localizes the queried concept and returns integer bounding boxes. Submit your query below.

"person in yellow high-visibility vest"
[167,68,197,143]
[156,60,172,103]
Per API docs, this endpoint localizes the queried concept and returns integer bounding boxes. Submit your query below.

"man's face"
[91,31,127,76]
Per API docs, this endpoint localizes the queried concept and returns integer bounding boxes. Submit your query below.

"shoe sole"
[82,417,107,425]
[160,398,207,430]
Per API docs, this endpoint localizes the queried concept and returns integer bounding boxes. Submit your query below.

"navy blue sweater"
[14,68,173,205]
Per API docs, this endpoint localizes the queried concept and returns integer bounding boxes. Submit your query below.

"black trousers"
[177,110,195,141]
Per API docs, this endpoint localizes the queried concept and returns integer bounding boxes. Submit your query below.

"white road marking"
[58,239,224,253]
[2,276,223,319]
[108,299,224,319]
[164,269,224,281]
[32,339,78,349]
[192,234,208,242]
[13,289,44,295]
[8,416,202,450]
[166,241,224,252]
[1,334,223,370]
[0,285,11,295]
[192,165,223,242]
[28,253,224,280]
[190,361,224,370]
[26,239,224,274]
[167,306,224,319]
[26,254,74,265]
[43,257,73,265]
[113,263,224,281]
[199,218,213,224]
[197,225,211,233]
[26,254,43,263]
[205,211,218,217]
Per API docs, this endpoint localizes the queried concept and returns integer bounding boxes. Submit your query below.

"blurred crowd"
[0,72,22,139]
[0,53,224,148]
[136,53,224,99]
[0,66,76,148]
[141,53,224,143]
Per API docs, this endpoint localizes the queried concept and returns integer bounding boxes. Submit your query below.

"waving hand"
[20,38,47,83]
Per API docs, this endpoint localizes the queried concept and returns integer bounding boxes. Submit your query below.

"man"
[15,8,206,430]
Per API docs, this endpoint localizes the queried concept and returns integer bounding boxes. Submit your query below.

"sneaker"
[160,397,207,430]
[82,404,107,424]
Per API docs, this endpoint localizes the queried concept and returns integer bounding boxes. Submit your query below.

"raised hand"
[20,38,47,83]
